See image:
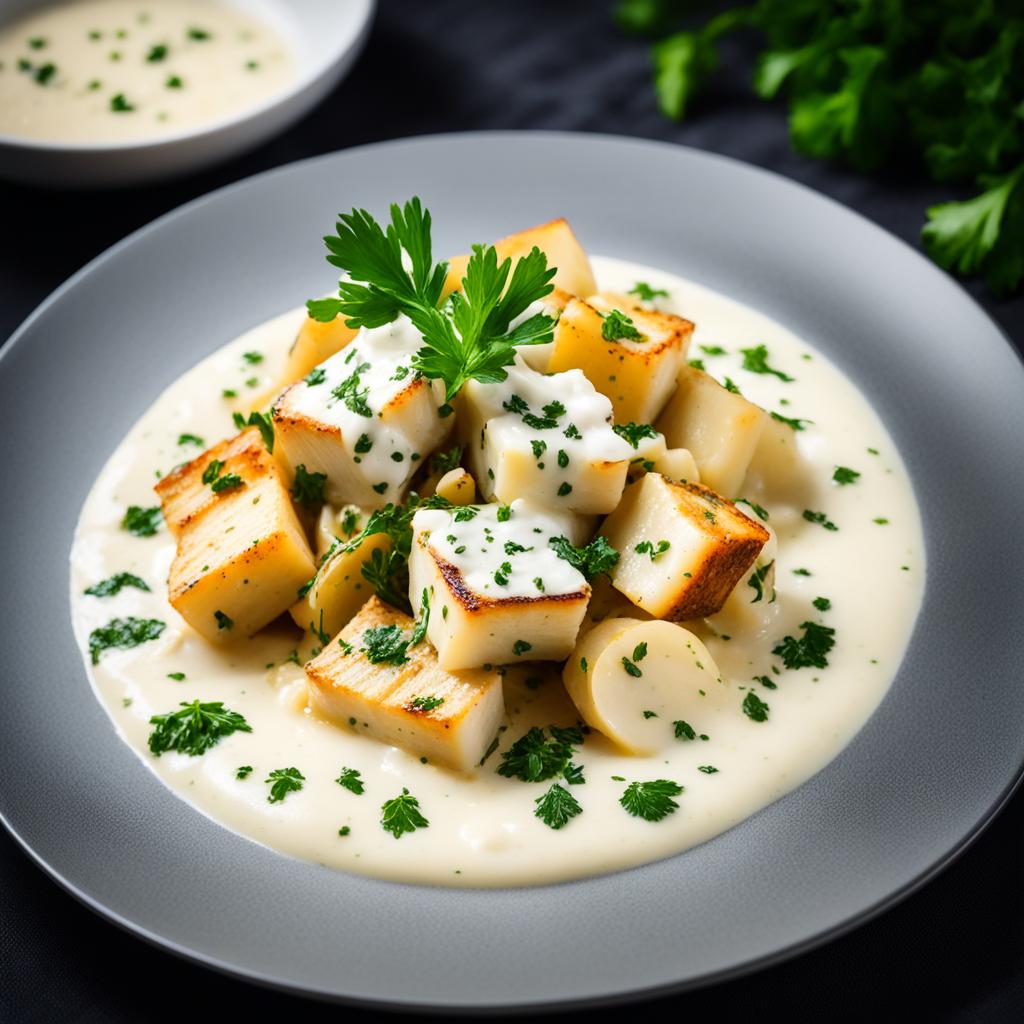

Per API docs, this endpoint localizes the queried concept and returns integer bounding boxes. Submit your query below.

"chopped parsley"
[407,694,444,713]
[235,765,253,780]
[601,309,644,342]
[84,572,150,597]
[214,610,234,631]
[619,779,683,822]
[89,617,165,664]
[770,411,812,431]
[177,433,205,447]
[628,281,669,301]
[535,784,583,830]
[331,361,373,417]
[360,624,410,665]
[697,765,719,775]
[673,720,696,740]
[122,505,162,537]
[621,656,643,678]
[146,43,167,62]
[148,699,251,756]
[430,444,462,474]
[512,639,532,656]
[742,692,770,722]
[110,92,135,112]
[232,410,275,451]
[748,560,775,604]
[165,74,183,88]
[380,788,429,839]
[635,539,670,561]
[496,725,579,782]
[812,596,832,611]
[772,621,836,669]
[549,535,619,581]
[335,766,365,794]
[166,672,186,681]
[803,509,839,531]
[740,344,794,382]
[305,366,327,386]
[291,464,327,505]
[737,498,769,521]
[266,767,304,803]
[833,466,861,485]
[612,421,658,449]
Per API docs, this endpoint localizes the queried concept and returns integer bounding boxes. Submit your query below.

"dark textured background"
[1,2,1023,1020]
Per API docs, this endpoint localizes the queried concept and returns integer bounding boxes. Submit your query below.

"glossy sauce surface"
[69,256,925,887]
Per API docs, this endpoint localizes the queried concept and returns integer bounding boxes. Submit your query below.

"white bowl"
[0,0,375,187]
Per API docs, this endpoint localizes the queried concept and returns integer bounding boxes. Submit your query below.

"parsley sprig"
[308,198,558,400]
[148,699,251,757]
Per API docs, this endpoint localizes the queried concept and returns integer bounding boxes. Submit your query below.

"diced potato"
[250,314,358,410]
[288,530,390,639]
[156,429,316,641]
[623,430,701,483]
[445,218,597,299]
[581,574,654,633]
[563,617,722,754]
[272,322,453,509]
[458,361,634,515]
[655,366,768,496]
[305,597,504,771]
[408,501,592,670]
[743,414,815,503]
[600,473,769,621]
[546,296,693,424]
[705,504,780,637]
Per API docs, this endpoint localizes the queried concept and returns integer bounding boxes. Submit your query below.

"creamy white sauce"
[69,257,925,887]
[0,0,294,143]
[413,500,588,601]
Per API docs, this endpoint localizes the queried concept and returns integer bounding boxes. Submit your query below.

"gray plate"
[2,133,1023,1011]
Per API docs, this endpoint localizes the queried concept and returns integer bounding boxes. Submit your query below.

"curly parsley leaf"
[122,505,162,537]
[497,726,577,783]
[619,778,684,822]
[380,788,429,839]
[549,535,620,581]
[335,766,365,795]
[742,691,770,722]
[84,572,150,597]
[535,783,583,830]
[772,620,836,670]
[148,699,251,757]
[266,767,304,803]
[89,616,165,664]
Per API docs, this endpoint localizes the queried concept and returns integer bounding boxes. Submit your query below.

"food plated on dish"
[70,198,923,886]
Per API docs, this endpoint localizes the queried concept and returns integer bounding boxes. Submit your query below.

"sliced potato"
[600,473,769,621]
[304,596,504,772]
[655,366,767,495]
[546,296,693,424]
[156,429,316,641]
[563,617,722,754]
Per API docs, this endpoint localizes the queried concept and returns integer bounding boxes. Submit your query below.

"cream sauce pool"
[0,0,294,143]
[69,256,925,887]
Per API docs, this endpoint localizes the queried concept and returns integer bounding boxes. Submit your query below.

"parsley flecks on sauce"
[380,788,429,838]
[122,505,162,536]
[773,621,836,669]
[110,92,135,112]
[619,779,683,822]
[803,509,838,531]
[740,344,794,382]
[742,692,770,722]
[496,725,582,782]
[147,699,251,756]
[612,422,658,449]
[535,783,583,830]
[628,281,669,301]
[84,572,150,597]
[266,767,304,803]
[833,466,860,485]
[89,617,165,664]
[674,720,696,740]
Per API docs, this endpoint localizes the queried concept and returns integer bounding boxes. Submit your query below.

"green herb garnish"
[148,699,250,756]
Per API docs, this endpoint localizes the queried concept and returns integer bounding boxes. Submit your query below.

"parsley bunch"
[308,198,559,399]
[618,1,1024,294]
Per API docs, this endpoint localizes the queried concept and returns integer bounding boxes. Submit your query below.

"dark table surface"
[2,2,1023,1021]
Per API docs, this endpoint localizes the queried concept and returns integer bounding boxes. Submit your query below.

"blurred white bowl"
[0,0,375,188]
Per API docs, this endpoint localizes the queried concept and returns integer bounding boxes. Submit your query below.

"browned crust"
[432,550,589,614]
[271,383,343,435]
[662,533,767,621]
[667,478,770,544]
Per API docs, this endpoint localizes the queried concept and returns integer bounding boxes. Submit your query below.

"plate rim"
[3,130,1024,1011]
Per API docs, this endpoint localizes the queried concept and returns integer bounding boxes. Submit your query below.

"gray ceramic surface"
[1,133,1022,1011]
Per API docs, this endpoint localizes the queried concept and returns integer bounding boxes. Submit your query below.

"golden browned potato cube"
[445,218,597,299]
[600,473,769,621]
[655,365,768,496]
[156,429,316,642]
[547,294,694,424]
[305,597,504,771]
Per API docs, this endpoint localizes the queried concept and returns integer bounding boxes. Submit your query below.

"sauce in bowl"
[0,0,294,143]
